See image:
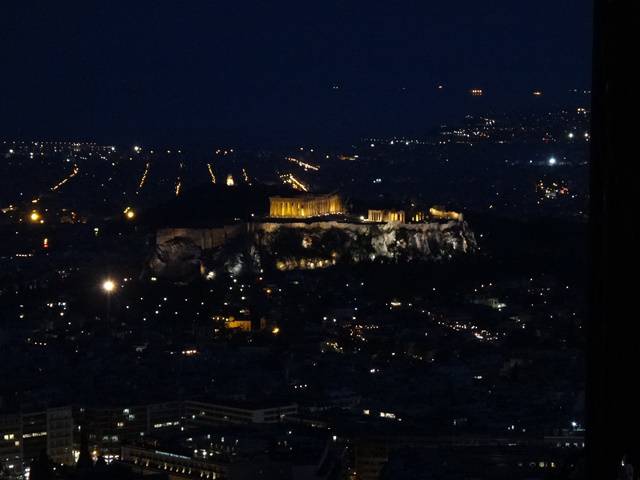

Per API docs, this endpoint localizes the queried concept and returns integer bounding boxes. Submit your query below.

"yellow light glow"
[102,280,116,293]
[29,211,41,222]
[207,163,216,184]
[272,327,280,334]
[124,207,135,219]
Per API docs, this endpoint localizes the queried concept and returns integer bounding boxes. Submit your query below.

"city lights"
[0,19,592,474]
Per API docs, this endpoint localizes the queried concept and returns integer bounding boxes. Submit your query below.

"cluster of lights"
[537,181,570,200]
[323,340,343,353]
[275,257,336,271]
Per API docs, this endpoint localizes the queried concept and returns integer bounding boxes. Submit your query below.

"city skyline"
[0,2,599,479]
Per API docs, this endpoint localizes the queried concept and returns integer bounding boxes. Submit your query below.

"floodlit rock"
[255,221,477,264]
[151,220,477,278]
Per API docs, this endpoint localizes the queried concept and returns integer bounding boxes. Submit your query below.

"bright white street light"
[102,279,116,293]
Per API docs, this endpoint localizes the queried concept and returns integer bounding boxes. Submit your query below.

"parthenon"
[269,193,344,218]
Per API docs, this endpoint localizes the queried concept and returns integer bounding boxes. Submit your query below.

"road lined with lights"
[280,173,309,192]
[242,167,251,185]
[51,164,80,192]
[207,163,217,184]
[136,162,151,194]
[286,157,319,171]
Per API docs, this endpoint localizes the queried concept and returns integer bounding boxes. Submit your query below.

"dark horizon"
[1,1,592,147]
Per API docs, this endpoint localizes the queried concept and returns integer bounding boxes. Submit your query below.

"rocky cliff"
[149,220,477,279]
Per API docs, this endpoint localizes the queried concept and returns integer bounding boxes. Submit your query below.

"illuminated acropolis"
[429,206,463,221]
[269,193,344,219]
[367,209,405,223]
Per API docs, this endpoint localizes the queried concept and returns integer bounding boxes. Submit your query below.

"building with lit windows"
[121,446,229,479]
[0,407,74,476]
[184,401,298,426]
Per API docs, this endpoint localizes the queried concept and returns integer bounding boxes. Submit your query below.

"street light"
[124,207,135,220]
[102,279,116,292]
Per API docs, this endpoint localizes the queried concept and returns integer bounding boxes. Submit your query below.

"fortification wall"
[156,224,246,250]
[253,220,462,234]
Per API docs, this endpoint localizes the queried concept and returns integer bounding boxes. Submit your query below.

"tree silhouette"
[29,449,53,480]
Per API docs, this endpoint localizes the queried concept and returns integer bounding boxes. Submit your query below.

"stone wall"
[156,224,245,250]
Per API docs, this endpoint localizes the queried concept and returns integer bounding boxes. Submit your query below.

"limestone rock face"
[254,220,477,264]
[148,237,202,281]
[150,220,478,279]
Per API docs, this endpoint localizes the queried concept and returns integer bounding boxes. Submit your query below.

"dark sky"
[1,1,592,146]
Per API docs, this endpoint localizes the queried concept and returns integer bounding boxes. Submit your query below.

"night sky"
[1,1,592,146]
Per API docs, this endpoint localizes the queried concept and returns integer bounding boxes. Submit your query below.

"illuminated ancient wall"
[156,225,244,250]
[269,194,343,218]
[429,207,463,221]
[367,209,405,223]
